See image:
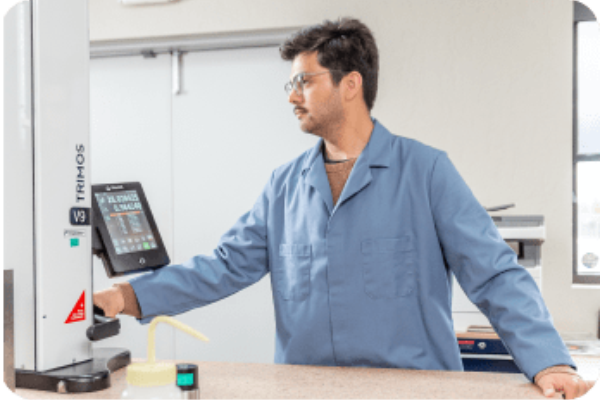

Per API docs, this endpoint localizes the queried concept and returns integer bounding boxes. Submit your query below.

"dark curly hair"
[280,17,379,111]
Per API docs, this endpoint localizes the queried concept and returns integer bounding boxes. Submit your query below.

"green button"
[70,238,79,247]
[143,242,150,250]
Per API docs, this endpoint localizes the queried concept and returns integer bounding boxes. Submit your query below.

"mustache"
[294,106,308,114]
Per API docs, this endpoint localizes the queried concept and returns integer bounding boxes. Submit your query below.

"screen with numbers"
[92,182,170,277]
[94,190,158,255]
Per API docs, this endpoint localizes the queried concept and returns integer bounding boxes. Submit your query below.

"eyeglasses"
[284,70,346,96]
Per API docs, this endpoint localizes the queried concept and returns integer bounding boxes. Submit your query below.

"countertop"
[13,355,599,399]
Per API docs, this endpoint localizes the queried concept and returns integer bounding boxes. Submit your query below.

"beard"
[298,90,344,140]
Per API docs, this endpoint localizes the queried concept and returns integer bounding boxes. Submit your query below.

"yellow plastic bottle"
[121,316,209,399]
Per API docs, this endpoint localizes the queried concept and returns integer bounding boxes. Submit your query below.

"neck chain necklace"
[322,144,356,164]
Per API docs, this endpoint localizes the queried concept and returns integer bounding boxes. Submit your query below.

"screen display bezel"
[92,182,170,276]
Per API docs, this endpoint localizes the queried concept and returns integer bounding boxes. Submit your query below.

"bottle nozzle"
[147,316,209,363]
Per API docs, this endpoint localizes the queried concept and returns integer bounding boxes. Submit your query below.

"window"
[574,2,600,284]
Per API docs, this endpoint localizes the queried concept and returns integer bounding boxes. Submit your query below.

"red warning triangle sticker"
[65,291,86,324]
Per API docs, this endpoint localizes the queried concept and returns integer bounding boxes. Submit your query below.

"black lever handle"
[87,305,121,341]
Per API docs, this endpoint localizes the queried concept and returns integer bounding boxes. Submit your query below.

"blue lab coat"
[129,119,575,381]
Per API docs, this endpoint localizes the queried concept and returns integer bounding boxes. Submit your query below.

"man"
[95,18,593,399]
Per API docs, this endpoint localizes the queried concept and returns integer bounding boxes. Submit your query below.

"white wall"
[89,0,600,339]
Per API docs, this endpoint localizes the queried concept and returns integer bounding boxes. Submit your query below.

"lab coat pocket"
[277,244,312,301]
[362,237,416,299]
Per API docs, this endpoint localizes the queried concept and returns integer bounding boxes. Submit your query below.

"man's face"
[288,52,344,137]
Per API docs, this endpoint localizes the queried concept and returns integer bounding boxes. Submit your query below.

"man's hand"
[536,373,595,399]
[93,286,125,318]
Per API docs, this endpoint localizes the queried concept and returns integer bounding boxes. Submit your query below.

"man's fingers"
[563,383,575,399]
[92,293,106,315]
[92,294,103,312]
[537,379,557,398]
[98,305,115,318]
[562,377,581,400]
[93,290,117,318]
[535,373,594,399]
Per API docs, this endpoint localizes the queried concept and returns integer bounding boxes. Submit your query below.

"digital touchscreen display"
[94,190,158,255]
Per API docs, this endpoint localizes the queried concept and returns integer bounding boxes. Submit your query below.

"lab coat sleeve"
[128,173,273,325]
[429,152,575,382]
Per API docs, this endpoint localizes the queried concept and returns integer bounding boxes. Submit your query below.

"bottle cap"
[176,363,198,390]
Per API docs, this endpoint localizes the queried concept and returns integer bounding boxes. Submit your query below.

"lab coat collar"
[300,118,395,215]
[300,118,394,175]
